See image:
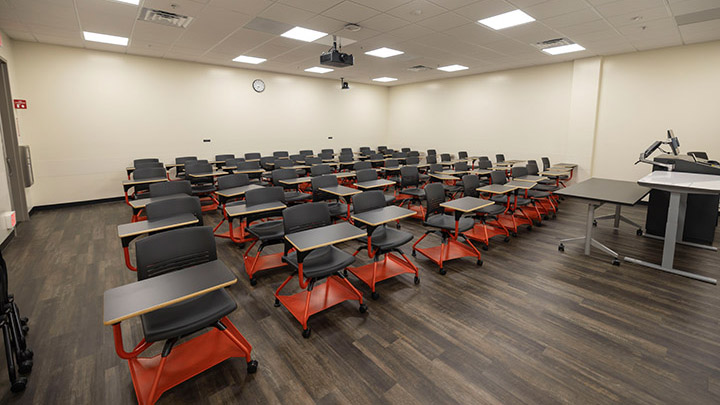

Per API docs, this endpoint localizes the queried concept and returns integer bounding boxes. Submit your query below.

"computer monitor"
[642,141,663,159]
[667,129,680,155]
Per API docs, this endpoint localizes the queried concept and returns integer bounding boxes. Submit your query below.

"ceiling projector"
[320,37,353,68]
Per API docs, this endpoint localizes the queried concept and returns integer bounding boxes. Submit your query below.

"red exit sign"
[13,99,26,109]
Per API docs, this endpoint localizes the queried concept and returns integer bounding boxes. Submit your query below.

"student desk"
[285,222,365,252]
[222,201,286,244]
[437,170,469,177]
[542,169,572,186]
[117,213,199,271]
[470,169,492,176]
[625,171,720,284]
[319,185,361,220]
[440,197,494,238]
[429,173,460,181]
[477,184,530,233]
[514,175,548,182]
[215,184,265,205]
[127,193,189,222]
[555,178,649,266]
[187,171,229,178]
[348,205,418,291]
[355,179,395,190]
[122,177,168,206]
[497,159,525,166]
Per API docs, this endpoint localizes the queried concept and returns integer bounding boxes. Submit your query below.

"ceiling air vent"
[408,65,432,72]
[139,7,194,28]
[533,37,574,50]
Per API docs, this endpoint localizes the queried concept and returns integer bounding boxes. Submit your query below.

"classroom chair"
[412,183,482,274]
[134,158,160,166]
[338,154,354,170]
[311,175,351,219]
[272,169,312,204]
[150,180,192,198]
[541,157,572,185]
[408,151,420,157]
[440,153,452,163]
[347,191,418,299]
[406,156,420,165]
[458,151,468,160]
[112,227,257,405]
[0,251,33,393]
[496,154,505,163]
[244,152,261,161]
[401,147,411,153]
[273,151,289,158]
[235,161,265,185]
[396,166,426,219]
[147,195,203,226]
[485,170,535,235]
[512,166,555,218]
[354,161,372,171]
[318,152,333,161]
[213,173,253,241]
[215,154,234,162]
[310,164,332,177]
[426,155,437,164]
[184,162,219,211]
[299,150,313,157]
[259,156,275,171]
[132,167,167,199]
[224,157,245,168]
[341,147,353,155]
[461,174,509,249]
[321,149,334,155]
[427,149,437,156]
[378,145,388,153]
[243,187,287,285]
[357,169,395,205]
[276,203,365,338]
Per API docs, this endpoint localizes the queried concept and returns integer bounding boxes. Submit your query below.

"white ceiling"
[1,0,719,85]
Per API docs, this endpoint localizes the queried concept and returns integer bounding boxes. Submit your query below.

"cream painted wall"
[386,62,575,170]
[593,41,720,181]
[11,42,389,206]
[0,31,20,242]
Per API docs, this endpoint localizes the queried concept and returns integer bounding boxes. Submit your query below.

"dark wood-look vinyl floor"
[1,198,720,404]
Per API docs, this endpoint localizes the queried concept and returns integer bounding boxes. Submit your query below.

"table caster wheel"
[343,269,348,276]
[411,250,416,257]
[371,292,380,300]
[637,229,643,236]
[359,304,368,313]
[414,276,420,285]
[246,360,259,373]
[302,328,312,339]
[19,360,32,374]
[249,277,257,286]
[612,258,621,266]
[396,223,401,229]
[11,377,26,393]
[439,268,446,275]
[558,244,565,252]
[274,298,281,307]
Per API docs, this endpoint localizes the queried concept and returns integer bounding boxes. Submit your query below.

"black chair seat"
[533,184,558,192]
[327,202,351,217]
[424,214,474,232]
[283,246,355,279]
[248,220,283,240]
[141,289,236,342]
[360,227,412,250]
[399,188,424,197]
[491,195,531,206]
[192,185,216,194]
[443,184,463,193]
[419,174,430,182]
[384,194,395,205]
[527,190,551,198]
[284,191,311,203]
[477,204,505,216]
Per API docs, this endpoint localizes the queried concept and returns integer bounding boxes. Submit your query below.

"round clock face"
[252,79,265,93]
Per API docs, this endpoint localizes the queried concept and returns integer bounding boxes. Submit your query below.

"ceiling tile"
[352,0,413,13]
[387,22,435,39]
[670,0,720,15]
[259,2,315,26]
[500,21,562,43]
[417,12,471,32]
[209,0,273,14]
[386,0,447,23]
[7,0,79,30]
[132,21,186,44]
[303,14,348,34]
[541,8,602,29]
[524,0,589,20]
[454,0,515,22]
[143,0,207,17]
[323,1,381,23]
[277,0,344,13]
[605,6,671,28]
[427,0,477,10]
[445,22,506,45]
[361,13,410,32]
[1,29,36,42]
[679,18,720,43]
[176,8,252,51]
[594,0,667,18]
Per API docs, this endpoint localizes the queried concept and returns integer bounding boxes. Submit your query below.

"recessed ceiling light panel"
[82,31,128,46]
[438,64,468,72]
[373,77,397,82]
[479,10,535,30]
[281,26,327,42]
[233,55,266,64]
[111,0,140,5]
[365,47,404,58]
[542,44,586,55]
[305,66,334,74]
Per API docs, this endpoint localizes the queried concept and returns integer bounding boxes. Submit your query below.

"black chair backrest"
[526,161,540,175]
[260,156,275,170]
[440,153,451,162]
[133,166,166,180]
[150,180,192,197]
[311,164,332,177]
[136,226,216,280]
[426,155,437,164]
[225,158,245,167]
[299,150,313,157]
[458,151,468,159]
[378,145,388,152]
[477,160,492,169]
[490,170,507,185]
[305,156,322,165]
[175,156,197,164]
[311,175,338,202]
[339,154,354,162]
[429,163,443,173]
[273,151,289,158]
[272,168,297,186]
[512,166,528,178]
[321,149,334,154]
[353,190,385,214]
[275,159,293,168]
[217,173,250,190]
[341,148,353,154]
[215,154,234,162]
[356,169,377,182]
[689,151,709,159]
[541,157,551,171]
[245,152,261,160]
[237,160,261,171]
[290,154,303,163]
[408,151,420,157]
[462,175,480,198]
[401,147,411,153]
[479,156,489,161]
[385,159,399,168]
[406,156,420,165]
[283,202,331,235]
[135,161,164,169]
[496,154,505,163]
[359,147,371,153]
[318,152,333,160]
[369,153,383,160]
[424,183,445,219]
[134,158,159,166]
[185,162,212,175]
[146,195,203,226]
[455,161,469,172]
[354,161,372,170]
[427,149,437,156]
[400,166,420,188]
[245,186,284,206]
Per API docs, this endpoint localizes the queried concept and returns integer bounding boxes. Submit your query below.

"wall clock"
[252,79,265,93]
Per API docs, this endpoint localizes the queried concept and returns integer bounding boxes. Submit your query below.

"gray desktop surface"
[556,178,649,206]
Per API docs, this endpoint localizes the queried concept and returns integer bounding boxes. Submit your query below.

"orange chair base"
[277,276,361,325]
[347,253,416,292]
[415,239,478,267]
[126,321,252,405]
[464,223,507,246]
[214,223,254,244]
[497,213,533,233]
[408,205,425,219]
[244,252,285,279]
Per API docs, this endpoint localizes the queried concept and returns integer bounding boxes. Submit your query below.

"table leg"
[584,203,594,255]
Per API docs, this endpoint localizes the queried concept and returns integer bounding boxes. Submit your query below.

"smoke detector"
[344,23,361,32]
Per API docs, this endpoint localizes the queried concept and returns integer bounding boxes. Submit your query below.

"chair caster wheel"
[637,229,643,236]
[302,328,312,339]
[411,250,416,257]
[439,268,446,275]
[552,214,557,219]
[359,304,368,313]
[396,223,401,229]
[482,245,488,251]
[511,232,517,237]
[414,276,420,285]
[527,226,532,231]
[543,215,549,220]
[249,278,257,286]
[612,258,621,266]
[20,317,28,325]
[246,360,259,373]
[371,292,380,300]
[592,220,597,227]
[274,299,281,307]
[11,377,26,393]
[19,360,33,374]
[536,222,542,227]
[21,325,29,334]
[558,244,565,252]
[504,237,510,242]
[477,260,483,266]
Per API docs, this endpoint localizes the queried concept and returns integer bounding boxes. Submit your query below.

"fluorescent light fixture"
[438,64,468,72]
[281,26,327,42]
[479,10,535,30]
[112,0,140,5]
[365,47,404,58]
[304,66,333,74]
[542,43,586,55]
[82,31,128,46]
[373,77,397,82]
[232,55,266,64]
